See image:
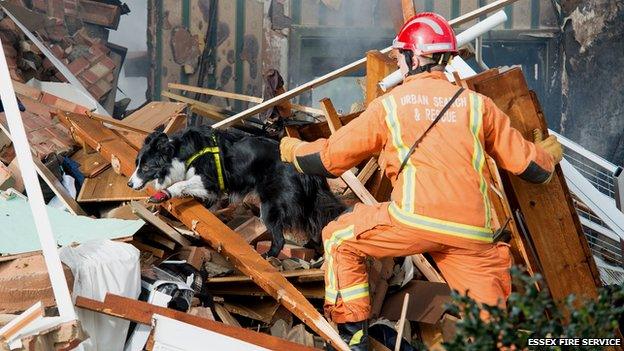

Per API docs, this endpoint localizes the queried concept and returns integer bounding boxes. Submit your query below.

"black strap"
[396,88,465,178]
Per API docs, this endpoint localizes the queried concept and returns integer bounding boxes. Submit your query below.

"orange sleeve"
[482,96,555,183]
[294,98,387,177]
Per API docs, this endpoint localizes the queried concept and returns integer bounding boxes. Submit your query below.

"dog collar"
[185,135,226,191]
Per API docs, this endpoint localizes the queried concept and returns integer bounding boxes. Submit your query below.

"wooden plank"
[320,98,378,205]
[161,91,230,116]
[394,293,409,351]
[212,0,522,129]
[320,98,343,134]
[472,68,601,303]
[163,114,187,134]
[148,233,176,250]
[32,156,86,215]
[401,0,416,21]
[62,113,349,351]
[0,302,44,342]
[75,294,318,351]
[70,150,110,178]
[357,157,379,184]
[169,83,323,115]
[130,201,191,247]
[77,167,147,202]
[364,50,396,202]
[233,216,269,244]
[340,171,379,205]
[122,101,187,132]
[131,241,165,258]
[223,300,280,324]
[57,111,139,177]
[205,269,324,284]
[365,50,395,105]
[214,304,241,327]
[86,112,151,135]
[205,282,325,300]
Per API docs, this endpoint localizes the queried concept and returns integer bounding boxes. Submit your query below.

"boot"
[337,321,368,351]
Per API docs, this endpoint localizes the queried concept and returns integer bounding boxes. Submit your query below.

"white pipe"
[455,10,507,47]
[378,10,508,92]
[0,41,77,321]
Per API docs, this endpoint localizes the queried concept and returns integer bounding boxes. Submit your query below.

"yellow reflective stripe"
[185,143,226,191]
[324,225,355,304]
[325,287,338,303]
[389,202,493,242]
[469,93,491,228]
[340,282,369,302]
[185,146,220,167]
[349,330,364,346]
[382,97,415,212]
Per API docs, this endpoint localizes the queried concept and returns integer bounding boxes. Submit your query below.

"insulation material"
[60,240,141,351]
[0,196,144,255]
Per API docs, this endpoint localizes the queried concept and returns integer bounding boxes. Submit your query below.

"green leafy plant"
[443,266,624,350]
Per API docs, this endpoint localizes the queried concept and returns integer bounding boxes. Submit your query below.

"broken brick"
[50,44,65,59]
[67,56,90,75]
[0,254,75,314]
[256,241,316,261]
[87,45,106,63]
[88,61,112,80]
[77,0,122,29]
[80,69,100,85]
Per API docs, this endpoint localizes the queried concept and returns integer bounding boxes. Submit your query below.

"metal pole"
[0,41,76,321]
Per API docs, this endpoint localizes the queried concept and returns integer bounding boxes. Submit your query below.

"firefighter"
[280,12,563,350]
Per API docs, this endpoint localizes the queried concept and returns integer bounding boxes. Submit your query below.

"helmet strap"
[401,50,439,76]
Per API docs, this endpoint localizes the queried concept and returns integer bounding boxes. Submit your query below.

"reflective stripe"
[349,330,365,346]
[389,202,493,242]
[324,225,355,304]
[469,93,491,228]
[340,282,369,302]
[382,96,416,212]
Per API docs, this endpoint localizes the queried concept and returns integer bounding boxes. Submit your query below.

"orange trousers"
[322,202,513,323]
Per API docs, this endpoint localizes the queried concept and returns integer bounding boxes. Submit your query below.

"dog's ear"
[153,133,174,158]
[144,131,167,146]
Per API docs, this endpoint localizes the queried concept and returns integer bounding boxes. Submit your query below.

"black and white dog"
[128,126,346,257]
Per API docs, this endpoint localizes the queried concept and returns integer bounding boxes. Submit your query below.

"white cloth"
[60,240,141,351]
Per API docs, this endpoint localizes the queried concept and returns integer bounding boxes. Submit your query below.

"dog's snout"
[127,180,133,188]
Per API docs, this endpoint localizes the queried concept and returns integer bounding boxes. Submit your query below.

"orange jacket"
[294,71,554,247]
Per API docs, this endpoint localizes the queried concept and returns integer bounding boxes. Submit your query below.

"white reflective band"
[409,17,444,35]
[417,43,453,52]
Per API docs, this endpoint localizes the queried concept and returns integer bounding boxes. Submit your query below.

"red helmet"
[392,13,458,56]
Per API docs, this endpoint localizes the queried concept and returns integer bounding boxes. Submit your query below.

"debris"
[0,255,74,314]
[0,195,143,256]
[130,201,191,246]
[286,324,315,347]
[255,241,316,261]
[0,162,15,190]
[223,300,280,324]
[77,167,147,202]
[76,294,316,351]
[59,240,140,351]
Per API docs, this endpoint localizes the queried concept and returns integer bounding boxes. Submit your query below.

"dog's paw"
[148,189,171,203]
